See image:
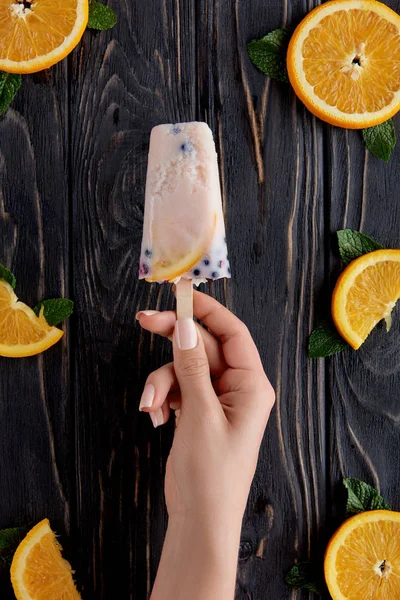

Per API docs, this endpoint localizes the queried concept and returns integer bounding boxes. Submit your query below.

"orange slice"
[324,510,400,600]
[0,279,63,357]
[146,213,217,282]
[332,249,400,349]
[287,0,400,128]
[11,519,81,600]
[0,0,88,74]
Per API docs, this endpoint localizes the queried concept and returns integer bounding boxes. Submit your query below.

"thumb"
[173,318,215,403]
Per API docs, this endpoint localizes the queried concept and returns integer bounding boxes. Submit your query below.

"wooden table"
[1,1,400,598]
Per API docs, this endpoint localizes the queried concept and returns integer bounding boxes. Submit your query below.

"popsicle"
[139,122,230,317]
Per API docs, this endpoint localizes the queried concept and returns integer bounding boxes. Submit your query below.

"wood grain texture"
[0,0,400,599]
[226,2,328,597]
[0,65,71,598]
[327,0,400,533]
[70,1,196,598]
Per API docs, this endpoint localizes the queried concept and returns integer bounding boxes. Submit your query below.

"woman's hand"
[137,291,275,600]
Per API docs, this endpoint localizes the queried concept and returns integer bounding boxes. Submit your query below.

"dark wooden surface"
[1,1,400,598]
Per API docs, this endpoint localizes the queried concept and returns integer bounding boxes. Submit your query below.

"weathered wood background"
[1,1,400,598]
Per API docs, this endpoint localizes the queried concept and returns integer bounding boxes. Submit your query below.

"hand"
[137,290,274,521]
[137,291,275,600]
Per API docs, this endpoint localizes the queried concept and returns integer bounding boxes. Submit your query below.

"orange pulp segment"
[324,510,400,600]
[332,249,400,349]
[287,0,400,128]
[0,0,88,74]
[11,519,81,600]
[0,279,63,357]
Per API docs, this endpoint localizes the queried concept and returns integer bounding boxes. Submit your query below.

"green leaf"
[0,72,22,116]
[362,119,396,162]
[87,1,117,30]
[33,298,74,326]
[309,319,349,358]
[344,478,391,516]
[285,561,322,595]
[247,29,292,82]
[337,229,384,266]
[0,527,27,565]
[0,264,16,289]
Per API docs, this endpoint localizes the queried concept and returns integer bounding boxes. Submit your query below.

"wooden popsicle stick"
[176,278,194,320]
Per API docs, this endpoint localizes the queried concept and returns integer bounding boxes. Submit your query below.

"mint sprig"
[286,478,393,596]
[87,1,117,30]
[0,526,27,565]
[285,561,322,595]
[309,319,349,358]
[0,264,73,327]
[363,119,396,163]
[344,478,391,516]
[247,29,292,82]
[33,298,74,327]
[337,229,383,266]
[0,73,22,116]
[0,264,16,289]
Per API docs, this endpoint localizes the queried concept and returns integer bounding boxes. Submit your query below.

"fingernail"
[139,384,155,411]
[175,318,198,350]
[150,408,164,428]
[136,310,159,320]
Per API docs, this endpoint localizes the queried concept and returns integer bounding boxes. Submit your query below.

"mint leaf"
[337,229,383,266]
[87,1,117,30]
[309,319,349,358]
[0,526,27,564]
[363,119,396,162]
[0,264,16,289]
[344,478,391,516]
[33,298,74,326]
[285,562,322,595]
[247,29,292,82]
[0,72,22,116]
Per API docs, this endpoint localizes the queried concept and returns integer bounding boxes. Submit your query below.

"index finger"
[136,310,227,376]
[190,290,264,372]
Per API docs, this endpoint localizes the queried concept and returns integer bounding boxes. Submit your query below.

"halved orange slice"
[324,510,400,600]
[0,280,63,357]
[11,519,81,600]
[146,212,217,282]
[0,0,88,74]
[332,249,400,349]
[287,0,400,128]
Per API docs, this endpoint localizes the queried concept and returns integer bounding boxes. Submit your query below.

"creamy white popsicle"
[139,122,230,283]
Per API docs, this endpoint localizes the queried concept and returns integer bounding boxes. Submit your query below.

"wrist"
[151,513,243,600]
[165,511,243,557]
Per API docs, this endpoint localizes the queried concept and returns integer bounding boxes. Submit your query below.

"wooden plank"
[328,0,400,530]
[199,1,327,598]
[1,1,399,599]
[0,66,71,597]
[69,1,197,597]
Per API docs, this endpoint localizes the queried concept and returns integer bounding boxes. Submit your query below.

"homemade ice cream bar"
[139,122,230,284]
